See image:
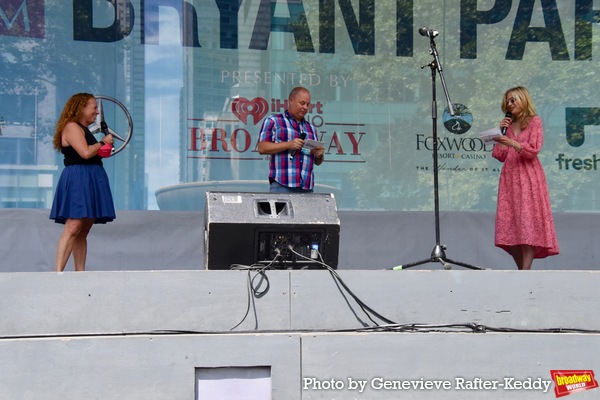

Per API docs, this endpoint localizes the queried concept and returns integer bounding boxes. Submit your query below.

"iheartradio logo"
[232,97,269,125]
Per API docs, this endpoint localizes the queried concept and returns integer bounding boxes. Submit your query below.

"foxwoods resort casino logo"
[551,370,599,398]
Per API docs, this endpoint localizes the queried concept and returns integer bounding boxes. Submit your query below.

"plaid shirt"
[258,111,319,190]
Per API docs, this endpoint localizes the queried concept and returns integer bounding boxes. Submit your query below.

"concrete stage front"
[0,270,599,399]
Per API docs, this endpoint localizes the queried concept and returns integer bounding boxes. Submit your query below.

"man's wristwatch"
[99,140,106,146]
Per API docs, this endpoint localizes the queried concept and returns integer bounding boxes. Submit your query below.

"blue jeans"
[269,181,313,193]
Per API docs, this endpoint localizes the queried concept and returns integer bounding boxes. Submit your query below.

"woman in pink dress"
[492,86,559,270]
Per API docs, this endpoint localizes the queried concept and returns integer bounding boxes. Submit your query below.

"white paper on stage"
[479,127,502,143]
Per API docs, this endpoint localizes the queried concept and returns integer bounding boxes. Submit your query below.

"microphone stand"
[395,33,484,271]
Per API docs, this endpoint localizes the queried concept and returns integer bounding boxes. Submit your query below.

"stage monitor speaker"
[204,191,340,270]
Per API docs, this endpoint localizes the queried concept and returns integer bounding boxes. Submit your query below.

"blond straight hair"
[501,86,537,129]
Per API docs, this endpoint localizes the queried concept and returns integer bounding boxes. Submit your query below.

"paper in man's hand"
[303,139,325,150]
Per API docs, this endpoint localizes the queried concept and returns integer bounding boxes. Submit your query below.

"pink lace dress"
[492,115,559,258]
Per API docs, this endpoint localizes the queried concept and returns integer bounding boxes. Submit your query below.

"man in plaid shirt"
[258,87,325,193]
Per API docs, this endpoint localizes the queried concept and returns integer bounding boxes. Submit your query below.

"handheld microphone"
[98,119,113,157]
[418,27,439,38]
[289,130,307,159]
[501,112,512,135]
[100,120,110,136]
[99,100,110,136]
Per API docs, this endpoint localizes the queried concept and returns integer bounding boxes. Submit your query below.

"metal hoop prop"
[89,95,134,156]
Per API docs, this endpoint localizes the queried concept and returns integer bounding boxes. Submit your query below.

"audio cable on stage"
[227,247,397,331]
[285,246,396,327]
[228,252,280,330]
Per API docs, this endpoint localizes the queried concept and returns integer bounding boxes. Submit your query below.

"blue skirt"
[50,164,116,224]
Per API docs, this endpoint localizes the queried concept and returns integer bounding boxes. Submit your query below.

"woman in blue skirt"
[50,93,115,271]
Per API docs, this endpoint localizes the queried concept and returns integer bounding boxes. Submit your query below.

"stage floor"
[0,209,598,272]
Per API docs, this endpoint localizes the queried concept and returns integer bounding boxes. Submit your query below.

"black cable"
[3,324,598,341]
[354,323,600,335]
[286,246,396,326]
[228,252,278,330]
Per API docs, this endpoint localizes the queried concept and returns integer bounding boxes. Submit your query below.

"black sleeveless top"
[62,123,102,166]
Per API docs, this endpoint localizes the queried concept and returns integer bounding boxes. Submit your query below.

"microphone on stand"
[289,130,306,159]
[418,27,439,38]
[501,112,512,135]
